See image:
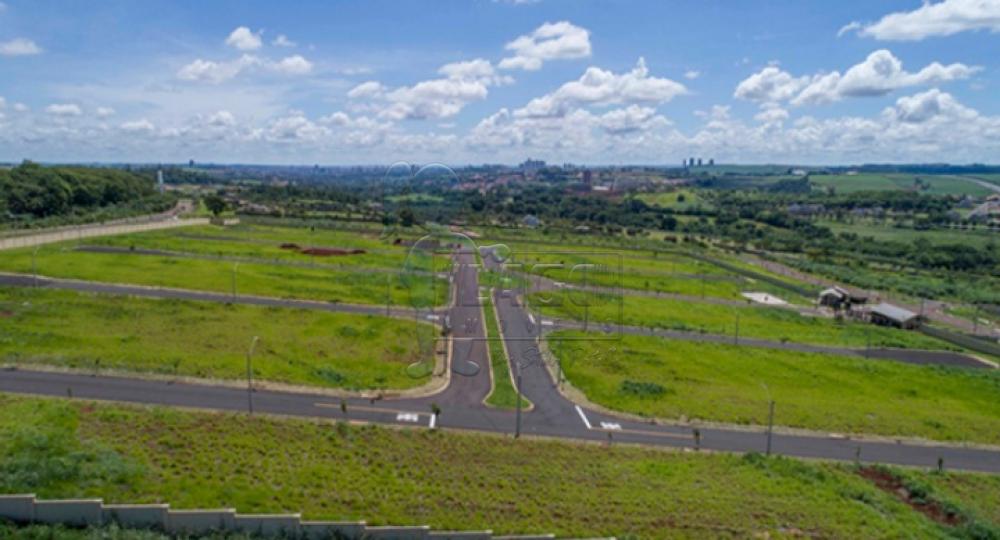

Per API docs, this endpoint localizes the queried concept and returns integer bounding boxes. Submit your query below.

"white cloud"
[735,50,978,106]
[177,53,313,83]
[272,34,296,47]
[12,103,27,112]
[850,0,1000,41]
[95,107,116,118]
[684,70,701,80]
[225,26,262,51]
[271,55,313,75]
[264,113,330,141]
[753,104,789,124]
[438,58,513,86]
[883,88,978,123]
[793,50,979,105]
[734,66,808,103]
[206,110,236,127]
[0,3,7,13]
[347,81,386,100]
[499,21,591,71]
[0,38,42,56]
[119,119,155,133]
[515,57,687,118]
[0,97,5,109]
[348,59,512,120]
[45,103,82,116]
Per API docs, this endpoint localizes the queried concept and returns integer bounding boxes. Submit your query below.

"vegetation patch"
[4,393,1000,538]
[551,331,1000,444]
[0,286,432,390]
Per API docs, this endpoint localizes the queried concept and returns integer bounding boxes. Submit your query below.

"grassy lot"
[810,173,993,196]
[819,219,1000,249]
[0,242,448,307]
[2,394,998,538]
[636,189,712,211]
[0,287,433,390]
[530,290,952,350]
[481,291,523,409]
[550,331,1000,444]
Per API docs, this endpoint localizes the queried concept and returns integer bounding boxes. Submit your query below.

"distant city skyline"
[1,0,999,165]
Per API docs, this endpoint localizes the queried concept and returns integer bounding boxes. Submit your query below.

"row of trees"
[0,162,172,224]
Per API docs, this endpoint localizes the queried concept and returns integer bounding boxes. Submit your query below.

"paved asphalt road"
[1,250,1000,473]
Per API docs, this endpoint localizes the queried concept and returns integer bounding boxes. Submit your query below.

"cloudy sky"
[1,0,999,165]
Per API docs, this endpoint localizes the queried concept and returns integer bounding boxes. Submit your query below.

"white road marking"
[396,412,420,423]
[600,422,622,431]
[574,405,593,430]
[429,414,437,429]
[527,313,536,325]
[541,320,554,327]
[426,314,440,321]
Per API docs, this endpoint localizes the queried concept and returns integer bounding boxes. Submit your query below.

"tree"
[399,207,416,227]
[204,194,228,216]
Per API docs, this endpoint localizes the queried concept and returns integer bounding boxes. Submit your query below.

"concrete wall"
[0,495,35,523]
[362,525,431,539]
[103,504,169,529]
[0,218,209,251]
[33,499,103,527]
[234,513,301,536]
[0,494,553,539]
[301,520,367,539]
[166,508,236,535]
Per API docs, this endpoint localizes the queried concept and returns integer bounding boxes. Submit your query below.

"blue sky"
[1,0,998,165]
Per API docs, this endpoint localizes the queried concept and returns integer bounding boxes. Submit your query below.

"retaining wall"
[0,494,548,539]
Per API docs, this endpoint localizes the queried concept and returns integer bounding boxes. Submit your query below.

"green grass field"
[0,287,433,390]
[0,244,448,307]
[819,219,1000,249]
[2,393,998,538]
[636,189,712,211]
[530,290,951,350]
[810,174,993,196]
[550,331,1000,444]
[481,291,523,409]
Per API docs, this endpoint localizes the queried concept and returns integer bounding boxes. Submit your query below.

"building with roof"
[869,303,920,329]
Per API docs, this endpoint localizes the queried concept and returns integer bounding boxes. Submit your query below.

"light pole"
[31,246,41,288]
[246,336,259,415]
[231,262,239,301]
[515,371,523,439]
[761,382,774,456]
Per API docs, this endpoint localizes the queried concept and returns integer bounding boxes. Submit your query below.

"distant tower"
[188,159,195,167]
[689,157,696,167]
[709,158,715,166]
[156,169,164,193]
[697,158,703,166]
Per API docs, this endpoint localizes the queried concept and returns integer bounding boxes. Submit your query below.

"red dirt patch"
[279,243,301,250]
[857,466,961,526]
[0,310,13,318]
[300,247,366,257]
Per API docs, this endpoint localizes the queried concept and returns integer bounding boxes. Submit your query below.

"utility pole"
[766,399,775,456]
[246,336,259,415]
[231,262,239,301]
[974,304,980,335]
[31,246,40,288]
[515,372,523,439]
[734,313,740,345]
[865,327,871,359]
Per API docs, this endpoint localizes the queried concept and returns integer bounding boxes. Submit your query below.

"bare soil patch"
[857,466,961,526]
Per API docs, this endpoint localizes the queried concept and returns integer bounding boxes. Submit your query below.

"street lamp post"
[246,336,259,415]
[231,262,239,301]
[31,246,41,288]
[515,371,523,439]
[761,382,774,456]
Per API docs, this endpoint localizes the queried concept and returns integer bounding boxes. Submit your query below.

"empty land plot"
[810,174,994,196]
[529,290,953,350]
[0,286,433,390]
[2,393,997,538]
[550,331,1000,444]
[0,241,448,306]
[83,223,453,272]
